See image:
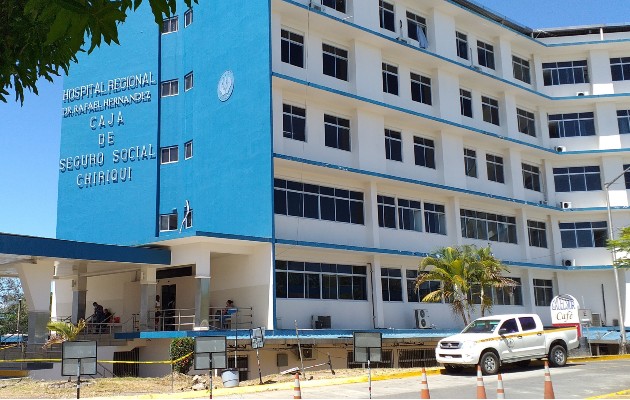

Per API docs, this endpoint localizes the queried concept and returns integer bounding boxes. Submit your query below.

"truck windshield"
[462,319,500,333]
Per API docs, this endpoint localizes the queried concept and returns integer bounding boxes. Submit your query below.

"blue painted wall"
[58,2,273,244]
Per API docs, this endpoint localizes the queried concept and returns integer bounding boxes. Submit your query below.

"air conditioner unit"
[312,315,331,329]
[591,312,603,327]
[415,309,432,329]
[563,259,575,267]
[302,348,314,359]
[576,91,589,96]
[555,145,567,152]
[560,201,572,209]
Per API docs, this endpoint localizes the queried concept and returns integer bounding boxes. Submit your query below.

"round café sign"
[550,294,580,325]
[217,70,234,102]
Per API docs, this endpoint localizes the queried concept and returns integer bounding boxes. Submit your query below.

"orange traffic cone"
[294,373,302,399]
[496,373,505,399]
[476,365,487,399]
[544,361,555,399]
[420,367,430,399]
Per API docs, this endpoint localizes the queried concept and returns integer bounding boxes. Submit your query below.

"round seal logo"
[217,70,234,102]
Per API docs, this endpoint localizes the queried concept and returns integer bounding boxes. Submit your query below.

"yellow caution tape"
[0,352,194,365]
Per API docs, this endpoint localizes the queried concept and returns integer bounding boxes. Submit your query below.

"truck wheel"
[548,344,567,367]
[445,364,463,373]
[479,352,500,375]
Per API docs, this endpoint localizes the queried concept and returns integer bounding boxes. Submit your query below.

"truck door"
[497,318,520,360]
[517,316,546,357]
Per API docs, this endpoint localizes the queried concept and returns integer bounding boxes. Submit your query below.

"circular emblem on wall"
[217,70,234,102]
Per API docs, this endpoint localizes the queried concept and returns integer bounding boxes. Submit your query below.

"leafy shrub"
[170,337,194,374]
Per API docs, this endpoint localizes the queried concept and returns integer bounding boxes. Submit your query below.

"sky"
[0,1,629,239]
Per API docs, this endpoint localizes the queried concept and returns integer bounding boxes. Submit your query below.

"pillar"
[71,263,87,324]
[139,266,157,331]
[17,261,54,345]
[171,245,212,330]
[371,256,384,329]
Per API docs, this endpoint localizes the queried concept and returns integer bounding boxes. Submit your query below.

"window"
[625,164,630,189]
[559,221,607,248]
[160,79,179,97]
[413,136,435,169]
[160,145,178,164]
[184,141,193,159]
[460,209,517,244]
[184,8,193,27]
[322,43,348,81]
[548,112,595,138]
[274,179,364,224]
[324,114,351,151]
[464,148,477,177]
[162,16,178,34]
[406,12,428,47]
[486,154,504,183]
[381,268,403,302]
[281,29,304,68]
[460,89,473,118]
[610,57,630,81]
[407,270,441,303]
[481,96,500,125]
[424,202,446,235]
[517,108,536,137]
[477,40,495,69]
[494,278,523,306]
[456,31,468,60]
[382,63,399,95]
[618,110,630,134]
[522,163,541,192]
[528,220,547,248]
[184,72,193,91]
[384,129,402,161]
[512,55,531,84]
[283,104,306,142]
[519,315,537,330]
[410,72,432,105]
[379,0,395,32]
[275,261,367,300]
[377,195,397,229]
[542,60,589,86]
[553,166,601,192]
[322,0,346,13]
[399,199,423,232]
[159,212,178,231]
[183,209,193,229]
[533,279,554,306]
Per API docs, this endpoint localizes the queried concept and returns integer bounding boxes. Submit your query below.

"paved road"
[219,360,630,399]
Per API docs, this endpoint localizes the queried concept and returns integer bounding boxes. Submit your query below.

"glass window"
[384,129,402,161]
[522,163,541,192]
[424,202,446,235]
[382,63,399,95]
[617,110,630,134]
[283,104,306,142]
[184,8,193,27]
[276,261,367,300]
[322,0,346,13]
[183,209,193,229]
[322,43,348,81]
[512,55,531,84]
[324,114,351,151]
[494,278,523,306]
[519,316,537,331]
[377,195,397,229]
[464,148,477,178]
[460,89,473,118]
[481,96,500,125]
[184,141,193,159]
[281,29,305,68]
[548,112,596,138]
[486,154,504,183]
[559,221,607,248]
[162,16,178,34]
[413,136,435,169]
[456,31,468,60]
[410,72,432,105]
[160,79,179,97]
[406,270,442,303]
[159,212,178,231]
[477,40,495,70]
[398,199,422,232]
[625,164,630,190]
[533,279,553,306]
[610,57,630,81]
[381,268,403,302]
[527,220,547,248]
[553,166,601,192]
[542,60,589,86]
[460,209,517,244]
[184,72,193,91]
[160,145,178,164]
[517,108,536,137]
[379,0,395,32]
[406,11,428,47]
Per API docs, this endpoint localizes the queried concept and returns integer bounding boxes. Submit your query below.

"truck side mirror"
[498,328,508,335]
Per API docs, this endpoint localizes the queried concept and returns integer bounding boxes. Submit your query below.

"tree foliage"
[43,319,86,348]
[0,278,28,336]
[170,337,194,374]
[1,0,197,104]
[416,245,516,326]
[607,226,630,268]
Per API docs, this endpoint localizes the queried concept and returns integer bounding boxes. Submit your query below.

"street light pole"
[604,165,630,354]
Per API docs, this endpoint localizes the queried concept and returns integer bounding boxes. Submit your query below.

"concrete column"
[355,109,385,172]
[438,130,465,188]
[548,214,563,265]
[542,158,556,206]
[535,108,550,148]
[428,8,455,58]
[495,36,513,80]
[596,102,621,149]
[434,69,460,121]
[501,93,517,138]
[367,181,380,248]
[446,196,462,245]
[370,256,384,328]
[520,268,535,313]
[17,261,54,345]
[139,265,157,331]
[515,208,530,261]
[589,49,613,95]
[602,156,629,207]
[71,263,87,324]
[194,255,211,329]
[506,147,524,199]
[532,54,545,93]
[352,40,382,100]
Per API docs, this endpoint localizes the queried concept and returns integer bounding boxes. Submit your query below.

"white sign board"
[550,294,580,325]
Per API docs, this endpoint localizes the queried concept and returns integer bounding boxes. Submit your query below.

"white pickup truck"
[435,314,579,375]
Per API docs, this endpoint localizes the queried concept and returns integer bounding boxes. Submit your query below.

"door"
[497,318,521,361]
[517,316,546,357]
[161,284,176,331]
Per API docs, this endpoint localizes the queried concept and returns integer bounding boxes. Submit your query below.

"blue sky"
[0,1,628,238]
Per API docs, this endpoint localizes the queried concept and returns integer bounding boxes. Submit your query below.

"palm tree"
[42,319,86,349]
[470,246,517,317]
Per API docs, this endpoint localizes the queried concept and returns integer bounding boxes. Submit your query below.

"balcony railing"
[147,306,253,332]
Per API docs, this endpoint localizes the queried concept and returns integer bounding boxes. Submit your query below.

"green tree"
[43,319,86,348]
[416,245,516,326]
[170,337,194,374]
[607,226,630,268]
[1,0,197,104]
[0,278,28,336]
